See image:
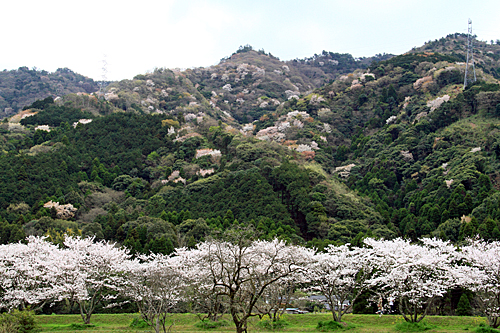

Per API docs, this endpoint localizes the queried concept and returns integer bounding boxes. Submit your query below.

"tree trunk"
[234,320,247,333]
[490,316,500,328]
[328,298,340,322]
[78,302,91,324]
[399,296,434,323]
[155,316,160,333]
[337,310,343,323]
[399,298,411,322]
[80,311,91,325]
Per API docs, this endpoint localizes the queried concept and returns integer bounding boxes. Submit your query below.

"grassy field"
[34,312,493,333]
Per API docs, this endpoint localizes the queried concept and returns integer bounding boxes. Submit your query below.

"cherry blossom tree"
[307,244,374,322]
[57,236,131,324]
[179,235,314,333]
[460,239,500,328]
[179,257,226,322]
[365,238,458,323]
[123,253,185,333]
[254,279,296,322]
[0,236,61,310]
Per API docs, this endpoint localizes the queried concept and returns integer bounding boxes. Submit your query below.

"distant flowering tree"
[0,236,132,323]
[176,247,225,322]
[178,232,314,333]
[460,239,500,328]
[123,253,185,333]
[0,236,61,310]
[254,279,296,322]
[365,238,458,323]
[14,234,500,329]
[58,236,131,324]
[307,244,374,323]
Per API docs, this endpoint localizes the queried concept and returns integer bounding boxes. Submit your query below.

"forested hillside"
[411,33,500,79]
[1,35,500,253]
[0,67,100,118]
[99,46,391,123]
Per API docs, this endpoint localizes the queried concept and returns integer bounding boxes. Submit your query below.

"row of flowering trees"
[1,234,500,333]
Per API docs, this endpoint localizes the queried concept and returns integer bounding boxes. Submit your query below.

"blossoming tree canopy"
[307,244,375,322]
[58,236,132,324]
[176,238,315,333]
[0,236,61,310]
[364,238,458,323]
[460,239,500,328]
[123,253,186,333]
[9,234,500,330]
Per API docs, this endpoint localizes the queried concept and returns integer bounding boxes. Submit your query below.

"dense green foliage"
[20,97,94,127]
[0,310,39,333]
[455,294,472,316]
[0,103,392,247]
[0,67,99,117]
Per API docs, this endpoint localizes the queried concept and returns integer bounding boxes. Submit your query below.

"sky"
[2,0,500,81]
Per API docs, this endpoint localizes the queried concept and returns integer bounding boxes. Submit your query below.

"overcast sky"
[2,0,499,81]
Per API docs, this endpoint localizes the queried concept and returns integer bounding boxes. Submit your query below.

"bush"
[0,316,17,333]
[476,323,500,333]
[316,320,356,331]
[456,294,472,316]
[0,310,40,333]
[68,323,96,330]
[257,318,290,330]
[129,318,149,329]
[194,319,229,329]
[394,321,435,332]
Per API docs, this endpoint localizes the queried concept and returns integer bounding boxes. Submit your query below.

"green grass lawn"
[34,312,491,333]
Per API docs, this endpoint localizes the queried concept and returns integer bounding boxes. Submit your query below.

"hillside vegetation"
[0,67,100,118]
[0,35,500,252]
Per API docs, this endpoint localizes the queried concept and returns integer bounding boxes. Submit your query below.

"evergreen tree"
[50,206,58,219]
[455,293,471,316]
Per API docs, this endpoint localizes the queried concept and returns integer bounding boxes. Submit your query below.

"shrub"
[456,294,472,316]
[257,319,290,330]
[475,323,500,333]
[68,323,96,330]
[316,320,357,331]
[194,320,229,329]
[129,318,149,329]
[0,310,40,333]
[0,316,17,333]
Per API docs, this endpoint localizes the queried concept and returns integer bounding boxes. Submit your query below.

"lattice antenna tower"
[99,54,108,97]
[464,19,477,89]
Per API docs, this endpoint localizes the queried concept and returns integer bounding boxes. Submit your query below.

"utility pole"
[464,19,476,89]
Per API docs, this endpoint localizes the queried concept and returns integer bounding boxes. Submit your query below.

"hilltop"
[410,33,500,79]
[1,46,390,121]
[103,46,391,124]
[0,67,101,118]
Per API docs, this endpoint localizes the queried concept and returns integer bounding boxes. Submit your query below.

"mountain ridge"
[1,45,391,119]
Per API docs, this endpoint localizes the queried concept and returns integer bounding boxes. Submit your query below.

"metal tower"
[98,55,108,97]
[464,19,476,89]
